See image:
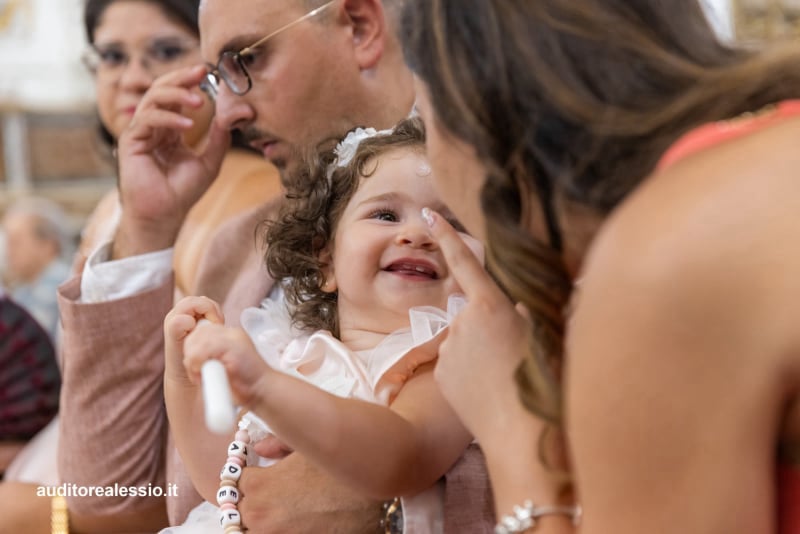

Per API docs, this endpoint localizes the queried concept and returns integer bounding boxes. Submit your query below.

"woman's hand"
[425,209,574,523]
[423,209,532,448]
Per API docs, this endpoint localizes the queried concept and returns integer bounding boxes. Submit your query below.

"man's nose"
[212,83,254,132]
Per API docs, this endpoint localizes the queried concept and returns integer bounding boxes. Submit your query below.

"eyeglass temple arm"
[239,0,337,56]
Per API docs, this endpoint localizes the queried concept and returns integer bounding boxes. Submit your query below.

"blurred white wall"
[702,0,736,41]
[0,0,94,111]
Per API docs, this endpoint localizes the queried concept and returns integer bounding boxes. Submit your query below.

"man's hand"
[252,434,294,460]
[238,454,381,533]
[113,65,231,259]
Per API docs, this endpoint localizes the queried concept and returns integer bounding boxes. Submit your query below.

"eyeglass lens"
[203,52,252,101]
[87,38,197,77]
[200,73,219,100]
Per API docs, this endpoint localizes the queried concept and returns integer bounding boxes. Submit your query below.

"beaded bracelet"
[215,424,252,534]
[494,500,582,534]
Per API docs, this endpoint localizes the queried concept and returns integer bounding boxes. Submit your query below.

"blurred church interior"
[0,0,797,270]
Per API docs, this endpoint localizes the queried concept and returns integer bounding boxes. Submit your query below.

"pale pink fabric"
[57,201,276,522]
[58,274,173,516]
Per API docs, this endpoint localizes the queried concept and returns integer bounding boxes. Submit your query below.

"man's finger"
[199,120,232,170]
[151,63,208,89]
[253,435,294,459]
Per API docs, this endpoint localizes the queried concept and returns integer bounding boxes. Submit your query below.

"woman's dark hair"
[264,117,426,337]
[401,0,800,425]
[84,0,199,43]
[84,0,200,148]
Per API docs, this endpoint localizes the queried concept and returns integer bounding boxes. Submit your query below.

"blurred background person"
[1,196,73,343]
[0,292,60,475]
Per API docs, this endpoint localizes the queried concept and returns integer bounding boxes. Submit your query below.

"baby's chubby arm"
[186,327,472,499]
[163,296,238,502]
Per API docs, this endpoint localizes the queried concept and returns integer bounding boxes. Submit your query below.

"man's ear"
[339,0,386,70]
[318,247,338,293]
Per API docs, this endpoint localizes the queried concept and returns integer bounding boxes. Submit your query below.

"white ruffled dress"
[162,294,464,533]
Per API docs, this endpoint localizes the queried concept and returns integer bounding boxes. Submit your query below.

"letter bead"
[217,486,240,506]
[219,462,242,482]
[227,440,248,460]
[220,509,242,527]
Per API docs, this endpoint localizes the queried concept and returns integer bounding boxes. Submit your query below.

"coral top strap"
[657,100,800,171]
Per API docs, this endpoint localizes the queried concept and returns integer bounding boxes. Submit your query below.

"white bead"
[227,440,248,460]
[219,509,242,527]
[219,462,242,482]
[216,486,240,506]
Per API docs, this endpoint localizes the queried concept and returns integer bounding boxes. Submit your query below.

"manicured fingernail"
[421,207,435,228]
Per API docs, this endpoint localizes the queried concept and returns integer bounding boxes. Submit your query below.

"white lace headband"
[335,127,393,167]
[327,127,393,182]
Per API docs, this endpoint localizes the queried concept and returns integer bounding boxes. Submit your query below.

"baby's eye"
[369,209,398,222]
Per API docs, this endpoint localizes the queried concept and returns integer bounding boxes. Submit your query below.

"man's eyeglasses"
[201,0,336,100]
[83,38,198,80]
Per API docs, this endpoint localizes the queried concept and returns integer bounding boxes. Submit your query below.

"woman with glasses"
[0,1,281,531]
[401,0,800,532]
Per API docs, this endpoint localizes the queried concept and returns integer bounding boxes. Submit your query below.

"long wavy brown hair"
[400,0,800,425]
[263,117,426,337]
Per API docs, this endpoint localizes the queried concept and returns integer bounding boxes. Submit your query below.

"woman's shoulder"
[73,188,120,275]
[600,113,800,265]
[581,115,800,369]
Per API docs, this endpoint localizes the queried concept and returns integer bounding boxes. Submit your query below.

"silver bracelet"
[495,500,582,533]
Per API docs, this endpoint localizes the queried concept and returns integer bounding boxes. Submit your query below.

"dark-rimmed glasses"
[201,0,336,99]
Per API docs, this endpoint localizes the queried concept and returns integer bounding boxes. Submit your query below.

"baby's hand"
[164,296,224,384]
[165,295,224,339]
[182,323,271,409]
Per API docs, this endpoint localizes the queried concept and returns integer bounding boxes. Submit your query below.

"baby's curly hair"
[263,117,426,337]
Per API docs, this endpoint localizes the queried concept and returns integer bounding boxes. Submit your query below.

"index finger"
[151,63,208,90]
[422,207,503,300]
